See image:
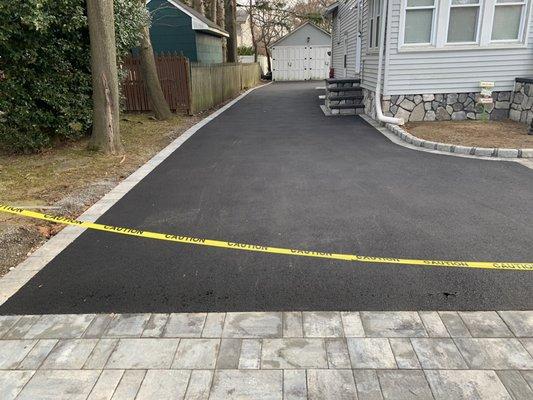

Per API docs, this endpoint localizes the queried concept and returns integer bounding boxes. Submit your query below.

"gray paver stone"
[284,370,307,400]
[84,315,114,338]
[411,338,467,369]
[459,312,513,337]
[326,338,352,368]
[0,371,35,400]
[105,314,150,338]
[87,369,124,400]
[172,338,219,369]
[307,369,358,400]
[341,312,365,337]
[184,370,213,400]
[209,370,282,400]
[106,338,179,369]
[353,369,384,400]
[41,339,98,370]
[23,314,95,339]
[16,370,100,400]
[135,370,190,400]
[418,312,449,337]
[202,313,225,337]
[18,339,58,370]
[238,339,262,369]
[216,338,242,369]
[83,339,119,369]
[303,312,343,337]
[425,370,512,400]
[111,369,146,400]
[0,316,21,338]
[455,338,533,369]
[496,370,533,400]
[389,338,420,369]
[223,312,282,338]
[141,314,169,338]
[283,312,303,337]
[0,340,37,369]
[361,312,427,337]
[347,338,397,369]
[3,315,41,339]
[378,370,433,400]
[499,311,533,337]
[262,338,328,369]
[438,312,471,337]
[164,313,206,337]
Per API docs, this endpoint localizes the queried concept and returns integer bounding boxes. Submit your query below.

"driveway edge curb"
[0,83,271,305]
[385,122,533,159]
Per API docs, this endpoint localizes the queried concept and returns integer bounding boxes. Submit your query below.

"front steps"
[321,78,364,116]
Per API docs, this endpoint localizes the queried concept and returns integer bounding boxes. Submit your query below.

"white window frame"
[489,0,528,43]
[401,0,438,46]
[368,0,382,51]
[445,0,483,44]
[398,0,532,51]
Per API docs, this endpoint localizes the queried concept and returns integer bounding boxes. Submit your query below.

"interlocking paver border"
[1,311,533,399]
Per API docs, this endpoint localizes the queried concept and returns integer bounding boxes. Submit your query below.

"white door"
[272,45,330,81]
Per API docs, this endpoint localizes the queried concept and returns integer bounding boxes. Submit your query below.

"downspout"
[374,0,404,125]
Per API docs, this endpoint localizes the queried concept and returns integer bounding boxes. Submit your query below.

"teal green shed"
[146,0,228,63]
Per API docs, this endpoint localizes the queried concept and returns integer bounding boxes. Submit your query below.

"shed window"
[447,0,481,42]
[492,0,527,40]
[404,0,436,43]
[368,0,382,48]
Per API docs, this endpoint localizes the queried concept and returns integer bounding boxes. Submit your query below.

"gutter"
[374,0,404,125]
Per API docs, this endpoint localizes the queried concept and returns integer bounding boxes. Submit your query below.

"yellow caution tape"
[1,204,532,271]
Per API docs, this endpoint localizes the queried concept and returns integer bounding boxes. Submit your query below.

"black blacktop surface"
[2,81,532,314]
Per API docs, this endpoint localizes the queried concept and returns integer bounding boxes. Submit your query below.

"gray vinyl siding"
[361,0,380,91]
[383,0,533,95]
[331,1,360,78]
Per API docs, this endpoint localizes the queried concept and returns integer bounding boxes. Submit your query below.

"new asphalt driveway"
[2,82,532,314]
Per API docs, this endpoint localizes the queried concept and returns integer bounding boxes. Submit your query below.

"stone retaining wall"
[364,77,533,124]
[509,78,533,125]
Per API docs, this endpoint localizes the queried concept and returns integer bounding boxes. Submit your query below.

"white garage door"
[272,45,330,81]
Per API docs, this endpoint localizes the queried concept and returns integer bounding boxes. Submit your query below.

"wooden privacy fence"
[121,54,261,115]
[189,62,262,114]
[122,54,190,113]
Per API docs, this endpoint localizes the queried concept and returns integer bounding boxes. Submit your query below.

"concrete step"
[326,78,361,84]
[329,103,365,110]
[327,94,364,101]
[327,86,363,93]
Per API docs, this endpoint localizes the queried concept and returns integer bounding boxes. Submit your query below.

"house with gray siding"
[324,0,533,124]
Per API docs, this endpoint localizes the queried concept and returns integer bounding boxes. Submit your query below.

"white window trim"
[445,0,483,45]
[490,0,528,42]
[368,0,382,51]
[402,0,438,46]
[398,0,532,51]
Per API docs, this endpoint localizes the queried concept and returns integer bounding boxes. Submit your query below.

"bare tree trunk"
[224,0,238,62]
[207,0,217,22]
[139,23,173,120]
[192,0,204,13]
[529,117,533,135]
[248,0,257,62]
[87,0,122,154]
[217,0,227,61]
[265,47,272,73]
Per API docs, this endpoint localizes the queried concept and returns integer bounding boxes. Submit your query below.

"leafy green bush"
[238,46,255,56]
[0,0,148,153]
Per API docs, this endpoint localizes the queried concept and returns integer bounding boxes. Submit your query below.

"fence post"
[185,58,193,115]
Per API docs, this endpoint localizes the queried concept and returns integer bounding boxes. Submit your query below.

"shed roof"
[147,0,229,37]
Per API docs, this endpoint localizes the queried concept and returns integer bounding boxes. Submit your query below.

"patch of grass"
[405,119,533,149]
[0,114,190,205]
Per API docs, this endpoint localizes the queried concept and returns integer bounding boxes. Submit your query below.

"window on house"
[447,0,481,42]
[492,0,527,40]
[404,0,436,43]
[368,0,382,48]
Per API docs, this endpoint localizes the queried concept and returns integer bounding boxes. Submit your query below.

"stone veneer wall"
[509,78,533,125]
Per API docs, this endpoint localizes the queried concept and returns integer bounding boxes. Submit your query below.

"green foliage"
[0,0,148,153]
[238,46,254,56]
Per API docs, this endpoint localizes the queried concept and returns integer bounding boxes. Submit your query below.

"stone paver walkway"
[1,311,533,399]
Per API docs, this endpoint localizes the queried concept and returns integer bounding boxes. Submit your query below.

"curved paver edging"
[386,123,533,158]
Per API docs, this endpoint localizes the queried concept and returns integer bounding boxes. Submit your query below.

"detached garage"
[271,22,331,81]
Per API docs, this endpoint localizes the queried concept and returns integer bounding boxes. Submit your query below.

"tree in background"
[225,0,238,62]
[138,0,173,121]
[87,0,122,154]
[289,0,330,29]
[0,0,146,153]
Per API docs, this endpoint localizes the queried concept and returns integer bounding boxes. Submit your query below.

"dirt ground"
[0,111,212,278]
[405,120,533,149]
